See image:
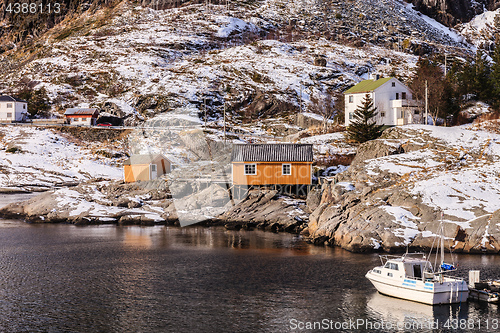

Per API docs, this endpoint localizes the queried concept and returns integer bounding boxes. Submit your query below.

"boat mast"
[440,212,444,267]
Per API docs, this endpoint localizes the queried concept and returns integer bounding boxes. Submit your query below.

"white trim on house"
[282,163,291,175]
[244,163,257,175]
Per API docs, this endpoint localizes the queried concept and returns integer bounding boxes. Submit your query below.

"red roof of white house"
[64,108,99,116]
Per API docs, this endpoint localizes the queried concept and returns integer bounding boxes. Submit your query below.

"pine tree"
[346,94,383,143]
[473,50,492,102]
[491,36,500,110]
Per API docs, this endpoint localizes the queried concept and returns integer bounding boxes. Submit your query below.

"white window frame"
[6,103,12,108]
[244,164,256,175]
[349,95,353,103]
[6,112,12,118]
[282,164,291,175]
[151,164,157,172]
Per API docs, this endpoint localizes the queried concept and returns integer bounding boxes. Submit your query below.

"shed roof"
[123,154,168,165]
[0,95,27,103]
[344,77,392,94]
[231,144,313,162]
[64,108,99,116]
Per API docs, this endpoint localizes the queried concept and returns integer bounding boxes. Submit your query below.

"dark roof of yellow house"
[231,144,313,162]
[344,77,392,94]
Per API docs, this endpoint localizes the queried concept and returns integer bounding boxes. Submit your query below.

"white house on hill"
[0,95,28,122]
[344,77,420,127]
[64,108,99,126]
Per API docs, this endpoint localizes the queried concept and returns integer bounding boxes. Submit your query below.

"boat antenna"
[440,211,445,267]
[428,225,438,270]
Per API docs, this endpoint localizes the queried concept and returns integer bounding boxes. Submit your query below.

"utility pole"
[204,97,207,128]
[425,80,428,125]
[223,100,226,143]
[444,53,447,76]
[299,84,302,113]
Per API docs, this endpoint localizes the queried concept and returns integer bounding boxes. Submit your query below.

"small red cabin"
[64,108,99,126]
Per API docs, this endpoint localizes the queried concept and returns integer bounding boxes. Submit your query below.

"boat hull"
[366,271,468,305]
[469,288,500,303]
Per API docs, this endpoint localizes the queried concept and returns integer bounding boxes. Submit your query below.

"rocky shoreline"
[2,124,500,254]
[1,174,499,255]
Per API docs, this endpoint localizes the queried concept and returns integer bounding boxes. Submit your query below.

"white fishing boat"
[366,216,469,305]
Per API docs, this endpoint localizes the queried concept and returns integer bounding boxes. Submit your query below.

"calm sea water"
[0,194,499,332]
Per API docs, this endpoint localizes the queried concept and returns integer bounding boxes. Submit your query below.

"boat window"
[387,273,393,277]
[413,265,422,279]
[384,262,399,270]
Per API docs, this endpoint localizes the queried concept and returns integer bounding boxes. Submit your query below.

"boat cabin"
[377,254,434,281]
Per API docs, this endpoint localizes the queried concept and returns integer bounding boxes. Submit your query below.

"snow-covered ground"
[363,124,500,226]
[0,126,123,190]
[299,131,356,156]
[459,8,500,48]
[0,0,448,118]
[54,186,165,222]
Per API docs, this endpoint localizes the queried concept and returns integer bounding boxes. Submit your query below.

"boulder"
[219,190,309,232]
[313,56,327,67]
[306,188,322,212]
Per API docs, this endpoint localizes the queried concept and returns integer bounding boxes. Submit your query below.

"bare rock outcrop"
[408,0,500,26]
[219,190,309,232]
[0,180,177,225]
[307,125,500,254]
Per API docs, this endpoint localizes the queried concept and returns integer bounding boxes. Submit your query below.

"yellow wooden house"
[123,154,171,183]
[231,144,313,186]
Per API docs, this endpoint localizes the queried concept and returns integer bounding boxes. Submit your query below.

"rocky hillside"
[408,0,500,26]
[0,0,476,124]
[307,121,500,253]
[458,8,500,49]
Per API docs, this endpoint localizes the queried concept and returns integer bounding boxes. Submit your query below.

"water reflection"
[364,291,500,332]
[0,210,499,332]
[123,229,154,248]
[117,226,336,256]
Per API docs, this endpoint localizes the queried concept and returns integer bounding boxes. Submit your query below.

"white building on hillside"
[344,76,420,127]
[64,108,99,126]
[0,95,28,122]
